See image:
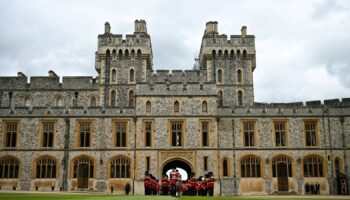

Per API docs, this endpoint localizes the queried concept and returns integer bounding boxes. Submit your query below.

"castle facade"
[0,20,349,195]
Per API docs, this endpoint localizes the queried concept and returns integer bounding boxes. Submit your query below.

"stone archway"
[161,157,193,180]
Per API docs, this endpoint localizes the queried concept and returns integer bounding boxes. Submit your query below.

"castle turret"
[205,21,218,35]
[134,19,147,34]
[198,21,256,107]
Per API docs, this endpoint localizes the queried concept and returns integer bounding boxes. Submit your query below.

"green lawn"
[0,193,349,200]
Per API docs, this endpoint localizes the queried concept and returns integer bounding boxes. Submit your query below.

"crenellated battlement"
[254,98,350,108]
[136,82,217,96]
[146,69,207,83]
[0,71,98,90]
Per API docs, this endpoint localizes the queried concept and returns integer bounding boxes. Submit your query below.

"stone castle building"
[0,20,349,196]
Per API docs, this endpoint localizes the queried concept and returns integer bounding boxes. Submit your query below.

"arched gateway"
[161,158,193,180]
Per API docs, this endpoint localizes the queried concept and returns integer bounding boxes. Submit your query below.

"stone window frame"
[33,155,58,179]
[76,120,94,148]
[237,90,243,106]
[2,120,20,148]
[240,154,263,178]
[22,96,31,107]
[302,154,325,177]
[143,120,154,148]
[146,156,150,172]
[89,95,99,107]
[54,95,64,107]
[334,156,344,176]
[70,155,95,179]
[218,90,224,107]
[271,154,294,178]
[128,89,135,108]
[241,120,257,147]
[39,119,57,148]
[200,120,211,147]
[112,119,130,148]
[110,67,117,83]
[203,156,208,171]
[174,100,180,113]
[237,69,243,84]
[272,120,289,147]
[217,69,223,84]
[168,120,186,148]
[202,101,208,113]
[129,68,135,84]
[0,155,21,179]
[110,89,117,107]
[146,101,151,113]
[303,120,319,147]
[221,157,230,178]
[108,155,132,179]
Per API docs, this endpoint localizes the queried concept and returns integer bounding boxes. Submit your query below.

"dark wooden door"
[78,164,89,189]
[277,163,288,191]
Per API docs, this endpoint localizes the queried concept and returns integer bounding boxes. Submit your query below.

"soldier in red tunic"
[207,171,215,196]
[161,174,169,195]
[188,172,197,196]
[144,171,151,195]
[169,168,178,197]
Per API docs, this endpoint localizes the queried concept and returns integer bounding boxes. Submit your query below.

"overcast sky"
[0,0,349,103]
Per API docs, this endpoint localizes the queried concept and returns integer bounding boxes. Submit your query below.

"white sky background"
[0,0,350,103]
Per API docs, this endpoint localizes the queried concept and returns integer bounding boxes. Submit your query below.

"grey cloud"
[0,0,349,103]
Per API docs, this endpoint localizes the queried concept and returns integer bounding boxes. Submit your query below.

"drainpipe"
[62,117,70,191]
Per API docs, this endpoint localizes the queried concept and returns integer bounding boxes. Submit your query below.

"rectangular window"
[79,122,91,147]
[305,121,317,146]
[274,121,287,147]
[42,122,55,147]
[201,121,209,147]
[204,157,208,171]
[146,157,150,171]
[144,122,152,147]
[171,121,183,147]
[243,121,255,147]
[4,122,18,148]
[115,122,127,147]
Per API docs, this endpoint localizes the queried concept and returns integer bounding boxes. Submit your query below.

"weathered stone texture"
[0,20,349,196]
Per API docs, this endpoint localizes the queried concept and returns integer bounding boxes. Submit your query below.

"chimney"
[104,22,111,34]
[241,26,247,37]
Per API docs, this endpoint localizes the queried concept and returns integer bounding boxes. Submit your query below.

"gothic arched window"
[303,155,324,177]
[35,156,57,179]
[241,155,262,178]
[110,156,131,178]
[0,156,20,179]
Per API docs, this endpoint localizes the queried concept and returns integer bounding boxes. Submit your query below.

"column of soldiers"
[144,169,215,196]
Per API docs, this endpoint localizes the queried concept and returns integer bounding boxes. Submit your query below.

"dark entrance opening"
[78,164,89,189]
[162,159,192,180]
[277,163,288,191]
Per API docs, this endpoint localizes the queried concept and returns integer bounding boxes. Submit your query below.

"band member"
[195,176,203,196]
[161,174,169,195]
[207,171,215,196]
[169,168,179,197]
[144,171,151,195]
[188,172,197,196]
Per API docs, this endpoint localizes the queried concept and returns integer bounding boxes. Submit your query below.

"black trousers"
[144,186,151,195]
[170,184,176,197]
[208,187,214,196]
[162,187,168,195]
